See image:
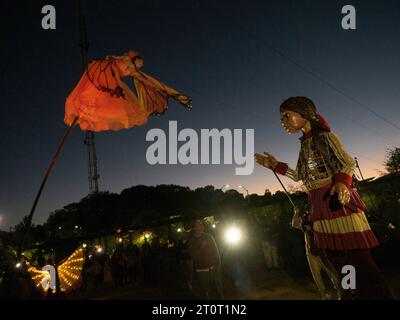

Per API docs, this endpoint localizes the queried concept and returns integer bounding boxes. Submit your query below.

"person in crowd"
[188,220,224,299]
[141,242,152,286]
[93,258,103,288]
[177,236,194,291]
[261,215,280,270]
[126,246,137,284]
[103,257,113,288]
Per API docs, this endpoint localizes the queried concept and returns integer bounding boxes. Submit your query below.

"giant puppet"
[255,96,392,300]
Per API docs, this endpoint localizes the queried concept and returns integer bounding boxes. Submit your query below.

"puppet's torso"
[289,132,356,190]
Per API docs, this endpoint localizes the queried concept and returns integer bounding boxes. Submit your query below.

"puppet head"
[280,97,336,174]
[279,97,330,135]
[126,50,143,69]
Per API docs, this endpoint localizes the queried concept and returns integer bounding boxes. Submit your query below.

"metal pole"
[17,117,78,258]
[78,0,99,193]
[272,170,297,210]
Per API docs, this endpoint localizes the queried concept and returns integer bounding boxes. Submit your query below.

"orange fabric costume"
[65,51,191,132]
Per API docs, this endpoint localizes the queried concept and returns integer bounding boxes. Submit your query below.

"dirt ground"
[67,248,400,301]
[71,267,400,300]
[71,270,333,300]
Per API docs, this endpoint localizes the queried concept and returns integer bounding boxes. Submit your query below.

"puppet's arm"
[109,55,191,108]
[324,131,356,204]
[284,166,300,182]
[112,56,180,95]
[135,71,189,100]
[325,131,356,188]
[133,70,191,108]
[255,153,300,181]
[274,162,300,182]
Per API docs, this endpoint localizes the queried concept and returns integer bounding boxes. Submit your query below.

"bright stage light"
[144,232,151,239]
[15,262,22,268]
[224,226,242,245]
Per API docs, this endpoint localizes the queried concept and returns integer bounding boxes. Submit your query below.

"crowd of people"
[81,221,225,299]
[83,239,178,291]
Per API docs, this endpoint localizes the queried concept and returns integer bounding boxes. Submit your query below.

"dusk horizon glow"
[1,0,399,229]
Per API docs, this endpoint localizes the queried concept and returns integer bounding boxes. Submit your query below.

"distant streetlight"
[238,185,249,196]
[177,228,182,232]
[221,184,229,191]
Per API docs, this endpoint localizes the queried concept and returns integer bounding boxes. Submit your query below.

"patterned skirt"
[308,185,379,250]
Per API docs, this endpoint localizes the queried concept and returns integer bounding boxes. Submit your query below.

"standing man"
[188,220,224,299]
[262,217,279,270]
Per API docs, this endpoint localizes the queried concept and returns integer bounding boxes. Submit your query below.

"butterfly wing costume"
[65,52,191,132]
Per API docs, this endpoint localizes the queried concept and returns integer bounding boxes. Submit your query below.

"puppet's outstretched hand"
[175,94,192,109]
[291,208,303,230]
[255,152,278,170]
[330,182,350,205]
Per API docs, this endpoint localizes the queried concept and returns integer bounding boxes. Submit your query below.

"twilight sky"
[0,0,399,229]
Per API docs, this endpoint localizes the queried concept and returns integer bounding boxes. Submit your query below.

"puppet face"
[280,110,308,134]
[133,57,144,69]
[126,50,144,69]
[126,50,139,60]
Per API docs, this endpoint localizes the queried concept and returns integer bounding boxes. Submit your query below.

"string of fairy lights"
[27,265,52,291]
[25,230,183,294]
[26,245,85,293]
[57,245,85,292]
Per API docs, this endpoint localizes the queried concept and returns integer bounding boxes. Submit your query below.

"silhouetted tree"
[384,147,400,173]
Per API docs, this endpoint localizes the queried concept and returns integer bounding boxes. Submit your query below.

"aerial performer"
[255,96,393,299]
[65,50,192,132]
[16,50,191,258]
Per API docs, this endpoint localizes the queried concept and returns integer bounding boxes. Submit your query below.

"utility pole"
[238,185,249,197]
[354,157,364,180]
[79,1,99,193]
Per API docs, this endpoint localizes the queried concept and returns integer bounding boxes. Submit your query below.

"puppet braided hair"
[279,97,338,174]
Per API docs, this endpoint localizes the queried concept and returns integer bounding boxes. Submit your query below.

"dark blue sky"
[1,0,399,229]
